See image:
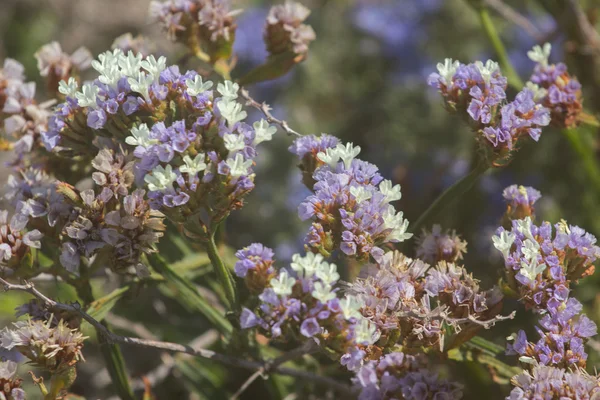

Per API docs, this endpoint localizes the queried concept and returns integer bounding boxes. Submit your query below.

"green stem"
[410,162,490,236]
[76,280,135,400]
[475,4,524,88]
[206,230,239,312]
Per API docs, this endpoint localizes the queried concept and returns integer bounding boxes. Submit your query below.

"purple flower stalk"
[527,43,583,128]
[507,365,600,399]
[290,136,412,260]
[502,184,541,221]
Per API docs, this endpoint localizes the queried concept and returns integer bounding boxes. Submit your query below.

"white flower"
[225,153,253,178]
[253,119,276,145]
[436,58,460,83]
[311,281,335,303]
[379,180,402,202]
[75,83,99,108]
[475,59,500,84]
[271,270,296,296]
[117,51,143,77]
[492,230,516,260]
[223,133,246,153]
[349,186,372,204]
[92,49,122,86]
[336,142,361,170]
[186,75,213,96]
[340,295,362,320]
[58,77,78,97]
[125,123,157,147]
[519,259,546,282]
[140,54,167,79]
[128,71,153,101]
[516,217,536,242]
[218,99,247,126]
[217,80,239,100]
[355,318,379,345]
[144,164,177,192]
[317,147,341,169]
[527,43,551,67]
[525,82,548,102]
[179,154,207,176]
[521,239,540,262]
[315,262,340,285]
[383,206,412,242]
[290,252,324,278]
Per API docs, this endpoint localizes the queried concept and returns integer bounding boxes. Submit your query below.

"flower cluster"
[415,224,467,265]
[291,135,411,260]
[0,361,25,400]
[428,59,550,155]
[493,216,599,311]
[42,49,275,228]
[264,0,316,60]
[54,179,165,276]
[493,214,600,368]
[149,0,240,61]
[0,319,86,373]
[527,44,583,128]
[502,185,541,222]
[34,41,92,94]
[112,33,152,57]
[234,242,276,294]
[0,210,42,277]
[348,251,504,354]
[0,58,53,166]
[238,249,379,365]
[354,352,463,400]
[507,365,600,399]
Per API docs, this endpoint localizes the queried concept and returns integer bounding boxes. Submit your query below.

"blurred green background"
[1,0,600,398]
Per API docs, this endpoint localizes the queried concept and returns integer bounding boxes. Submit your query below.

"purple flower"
[300,318,320,337]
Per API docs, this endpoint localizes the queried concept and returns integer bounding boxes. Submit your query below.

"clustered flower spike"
[290,135,411,260]
[0,360,25,400]
[149,0,240,61]
[34,41,92,94]
[238,248,379,365]
[354,352,463,400]
[0,319,86,373]
[348,251,504,356]
[0,58,54,167]
[42,49,276,231]
[493,215,600,368]
[264,0,316,60]
[527,43,583,128]
[428,58,550,156]
[415,224,467,265]
[507,365,600,400]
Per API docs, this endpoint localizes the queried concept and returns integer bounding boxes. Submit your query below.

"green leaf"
[86,286,131,323]
[147,253,233,336]
[238,51,299,86]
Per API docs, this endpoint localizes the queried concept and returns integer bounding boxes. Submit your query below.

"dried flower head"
[415,224,467,265]
[1,319,86,373]
[35,41,92,94]
[502,185,541,222]
[0,360,25,400]
[508,365,600,399]
[265,1,316,60]
[0,210,42,277]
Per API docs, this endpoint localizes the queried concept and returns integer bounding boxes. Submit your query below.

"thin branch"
[230,340,320,400]
[239,88,302,137]
[484,0,544,41]
[0,278,355,396]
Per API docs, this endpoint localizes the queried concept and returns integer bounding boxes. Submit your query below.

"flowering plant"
[1,1,600,399]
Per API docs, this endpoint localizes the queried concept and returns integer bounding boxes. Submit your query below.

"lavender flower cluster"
[508,364,600,399]
[502,184,541,222]
[428,58,551,155]
[527,44,583,128]
[290,134,412,260]
[355,352,463,400]
[237,247,380,363]
[41,49,276,230]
